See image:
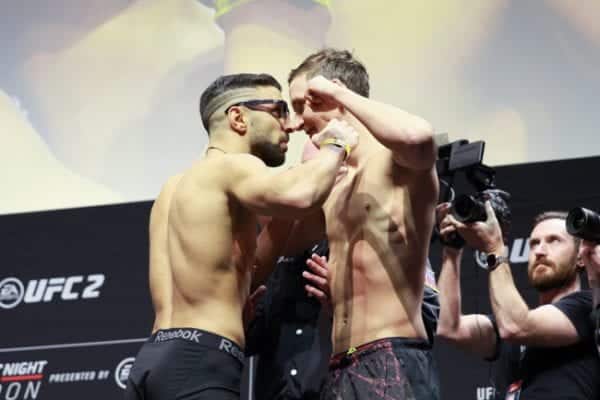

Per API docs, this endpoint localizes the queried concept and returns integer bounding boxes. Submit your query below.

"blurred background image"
[2,0,599,214]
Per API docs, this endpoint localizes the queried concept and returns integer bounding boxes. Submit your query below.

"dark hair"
[532,211,581,247]
[199,73,282,133]
[288,48,370,97]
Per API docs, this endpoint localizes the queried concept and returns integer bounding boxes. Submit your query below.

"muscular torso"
[323,145,438,353]
[166,156,257,347]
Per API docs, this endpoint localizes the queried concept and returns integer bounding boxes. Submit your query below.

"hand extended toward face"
[311,119,358,158]
[305,75,344,111]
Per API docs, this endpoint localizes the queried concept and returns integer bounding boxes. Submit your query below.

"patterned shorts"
[320,337,440,400]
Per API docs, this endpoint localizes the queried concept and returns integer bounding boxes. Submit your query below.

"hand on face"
[311,118,358,152]
[305,75,344,112]
[442,201,505,254]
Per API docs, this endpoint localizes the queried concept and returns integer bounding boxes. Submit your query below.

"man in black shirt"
[493,290,596,399]
[436,208,600,399]
[246,239,331,400]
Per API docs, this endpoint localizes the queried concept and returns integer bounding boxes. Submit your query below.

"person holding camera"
[568,207,600,307]
[574,209,600,358]
[436,204,600,399]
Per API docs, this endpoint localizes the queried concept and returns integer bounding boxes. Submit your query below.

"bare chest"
[324,166,407,242]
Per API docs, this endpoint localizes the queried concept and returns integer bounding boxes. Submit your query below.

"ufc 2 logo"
[23,274,105,303]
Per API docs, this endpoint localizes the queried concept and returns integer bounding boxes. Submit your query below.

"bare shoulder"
[227,153,268,175]
[151,173,183,219]
[182,153,271,196]
[161,173,183,194]
[211,153,267,175]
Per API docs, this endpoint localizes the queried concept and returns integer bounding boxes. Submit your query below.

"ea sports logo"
[115,357,135,389]
[474,250,489,270]
[0,277,24,309]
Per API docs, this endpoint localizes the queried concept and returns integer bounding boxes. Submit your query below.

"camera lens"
[567,207,600,242]
[454,196,475,220]
[569,208,586,231]
[452,195,486,223]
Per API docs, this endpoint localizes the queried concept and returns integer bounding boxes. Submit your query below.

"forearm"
[488,261,531,339]
[437,248,464,337]
[267,146,344,212]
[332,87,436,169]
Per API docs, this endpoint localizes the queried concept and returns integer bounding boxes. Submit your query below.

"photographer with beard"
[436,207,600,399]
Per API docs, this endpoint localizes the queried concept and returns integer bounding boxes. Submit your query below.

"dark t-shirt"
[493,290,600,399]
[246,240,331,400]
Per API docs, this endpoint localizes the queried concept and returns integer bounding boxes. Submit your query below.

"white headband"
[201,88,261,129]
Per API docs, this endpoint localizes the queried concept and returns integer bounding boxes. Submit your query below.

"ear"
[226,106,248,135]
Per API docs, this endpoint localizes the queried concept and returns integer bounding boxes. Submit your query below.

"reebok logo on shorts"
[154,329,202,343]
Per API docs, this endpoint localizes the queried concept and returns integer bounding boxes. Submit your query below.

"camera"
[566,207,600,243]
[452,190,511,226]
[435,138,511,248]
[453,194,486,223]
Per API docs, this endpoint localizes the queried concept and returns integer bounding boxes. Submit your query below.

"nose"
[284,112,304,134]
[533,242,548,258]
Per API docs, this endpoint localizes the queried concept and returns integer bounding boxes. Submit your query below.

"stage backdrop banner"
[0,202,153,400]
[1,156,597,400]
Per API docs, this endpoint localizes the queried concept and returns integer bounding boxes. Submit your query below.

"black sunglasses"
[225,99,289,120]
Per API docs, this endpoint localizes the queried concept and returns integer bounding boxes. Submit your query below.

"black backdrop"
[0,156,596,400]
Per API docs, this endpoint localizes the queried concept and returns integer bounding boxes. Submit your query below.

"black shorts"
[320,337,440,400]
[124,328,243,400]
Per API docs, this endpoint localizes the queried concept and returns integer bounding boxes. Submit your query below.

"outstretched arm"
[305,75,436,170]
[231,120,356,218]
[449,202,581,347]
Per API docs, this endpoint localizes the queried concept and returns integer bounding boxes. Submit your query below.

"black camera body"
[436,138,511,248]
[566,207,600,243]
[452,190,511,226]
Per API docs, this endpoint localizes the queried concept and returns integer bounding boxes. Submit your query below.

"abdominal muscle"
[328,238,427,354]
